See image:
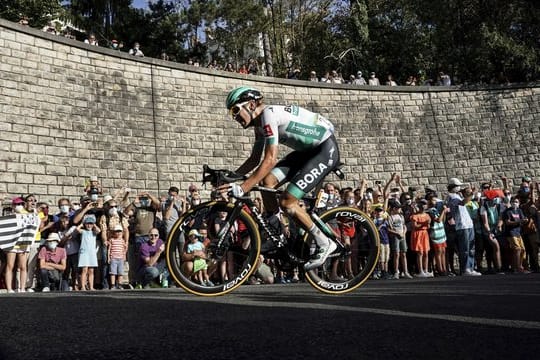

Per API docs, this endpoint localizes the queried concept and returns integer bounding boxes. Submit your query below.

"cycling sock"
[309,224,329,248]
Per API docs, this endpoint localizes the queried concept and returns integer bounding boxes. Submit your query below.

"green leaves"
[2,0,537,83]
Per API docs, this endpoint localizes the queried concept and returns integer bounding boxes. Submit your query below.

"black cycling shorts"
[270,135,340,199]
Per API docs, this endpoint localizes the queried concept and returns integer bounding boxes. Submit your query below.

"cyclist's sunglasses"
[230,101,250,119]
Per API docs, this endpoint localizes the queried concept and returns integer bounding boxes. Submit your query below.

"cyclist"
[223,86,341,270]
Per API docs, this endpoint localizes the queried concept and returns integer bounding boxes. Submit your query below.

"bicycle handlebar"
[202,165,246,186]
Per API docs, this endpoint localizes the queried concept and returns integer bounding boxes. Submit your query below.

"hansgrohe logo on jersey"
[286,122,325,140]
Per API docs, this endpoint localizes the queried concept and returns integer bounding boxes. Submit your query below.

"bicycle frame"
[166,165,380,296]
[214,184,349,265]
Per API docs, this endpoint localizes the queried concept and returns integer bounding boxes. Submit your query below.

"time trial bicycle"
[165,165,380,296]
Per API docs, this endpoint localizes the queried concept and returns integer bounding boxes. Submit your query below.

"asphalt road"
[1,274,539,360]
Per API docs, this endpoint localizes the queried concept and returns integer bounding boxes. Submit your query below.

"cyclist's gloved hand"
[229,183,245,197]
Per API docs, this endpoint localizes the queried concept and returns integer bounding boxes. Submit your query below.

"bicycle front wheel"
[165,201,261,296]
[303,206,380,295]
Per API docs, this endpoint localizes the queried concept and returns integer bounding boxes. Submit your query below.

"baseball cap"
[80,195,91,203]
[83,214,96,224]
[90,176,98,182]
[448,178,464,186]
[113,224,123,232]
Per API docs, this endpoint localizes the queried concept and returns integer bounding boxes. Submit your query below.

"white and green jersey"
[256,105,334,151]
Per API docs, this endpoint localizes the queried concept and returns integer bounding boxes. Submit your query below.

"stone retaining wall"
[1,19,539,205]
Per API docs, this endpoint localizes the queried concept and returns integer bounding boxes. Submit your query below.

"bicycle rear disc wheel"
[304,207,380,294]
[166,201,261,296]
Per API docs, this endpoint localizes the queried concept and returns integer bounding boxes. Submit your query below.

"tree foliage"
[0,0,63,28]
[1,0,538,84]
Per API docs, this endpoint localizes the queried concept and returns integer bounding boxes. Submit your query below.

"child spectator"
[77,215,100,290]
[84,176,102,202]
[387,200,412,279]
[426,194,448,276]
[108,224,127,289]
[186,229,213,286]
[410,199,432,277]
[501,197,529,273]
[214,210,236,283]
[373,207,391,279]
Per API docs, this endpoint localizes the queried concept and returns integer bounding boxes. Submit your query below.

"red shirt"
[38,246,67,264]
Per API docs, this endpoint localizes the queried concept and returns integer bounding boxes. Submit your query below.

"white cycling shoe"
[304,241,337,271]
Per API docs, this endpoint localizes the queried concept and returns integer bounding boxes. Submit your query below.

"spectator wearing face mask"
[162,186,186,237]
[84,176,102,202]
[38,233,67,292]
[501,197,529,273]
[3,197,31,293]
[368,72,380,86]
[129,42,144,57]
[125,192,160,286]
[446,178,481,276]
[57,213,80,290]
[479,193,504,274]
[190,192,202,208]
[322,182,340,210]
[53,198,73,223]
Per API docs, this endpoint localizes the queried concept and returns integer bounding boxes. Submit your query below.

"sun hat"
[188,229,203,238]
[46,233,60,242]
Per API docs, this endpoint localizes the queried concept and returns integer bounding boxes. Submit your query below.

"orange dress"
[410,213,431,252]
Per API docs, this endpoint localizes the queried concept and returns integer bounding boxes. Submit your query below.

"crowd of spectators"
[18,18,520,86]
[1,170,537,293]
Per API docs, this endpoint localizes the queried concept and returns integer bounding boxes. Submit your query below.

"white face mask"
[192,199,201,206]
[72,204,80,211]
[47,241,58,250]
[60,205,70,213]
[15,205,24,213]
[346,198,355,206]
[108,208,117,216]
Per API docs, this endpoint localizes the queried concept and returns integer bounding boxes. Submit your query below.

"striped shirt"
[109,236,126,260]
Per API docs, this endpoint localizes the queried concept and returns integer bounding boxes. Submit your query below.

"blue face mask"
[521,187,530,193]
[493,197,501,205]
